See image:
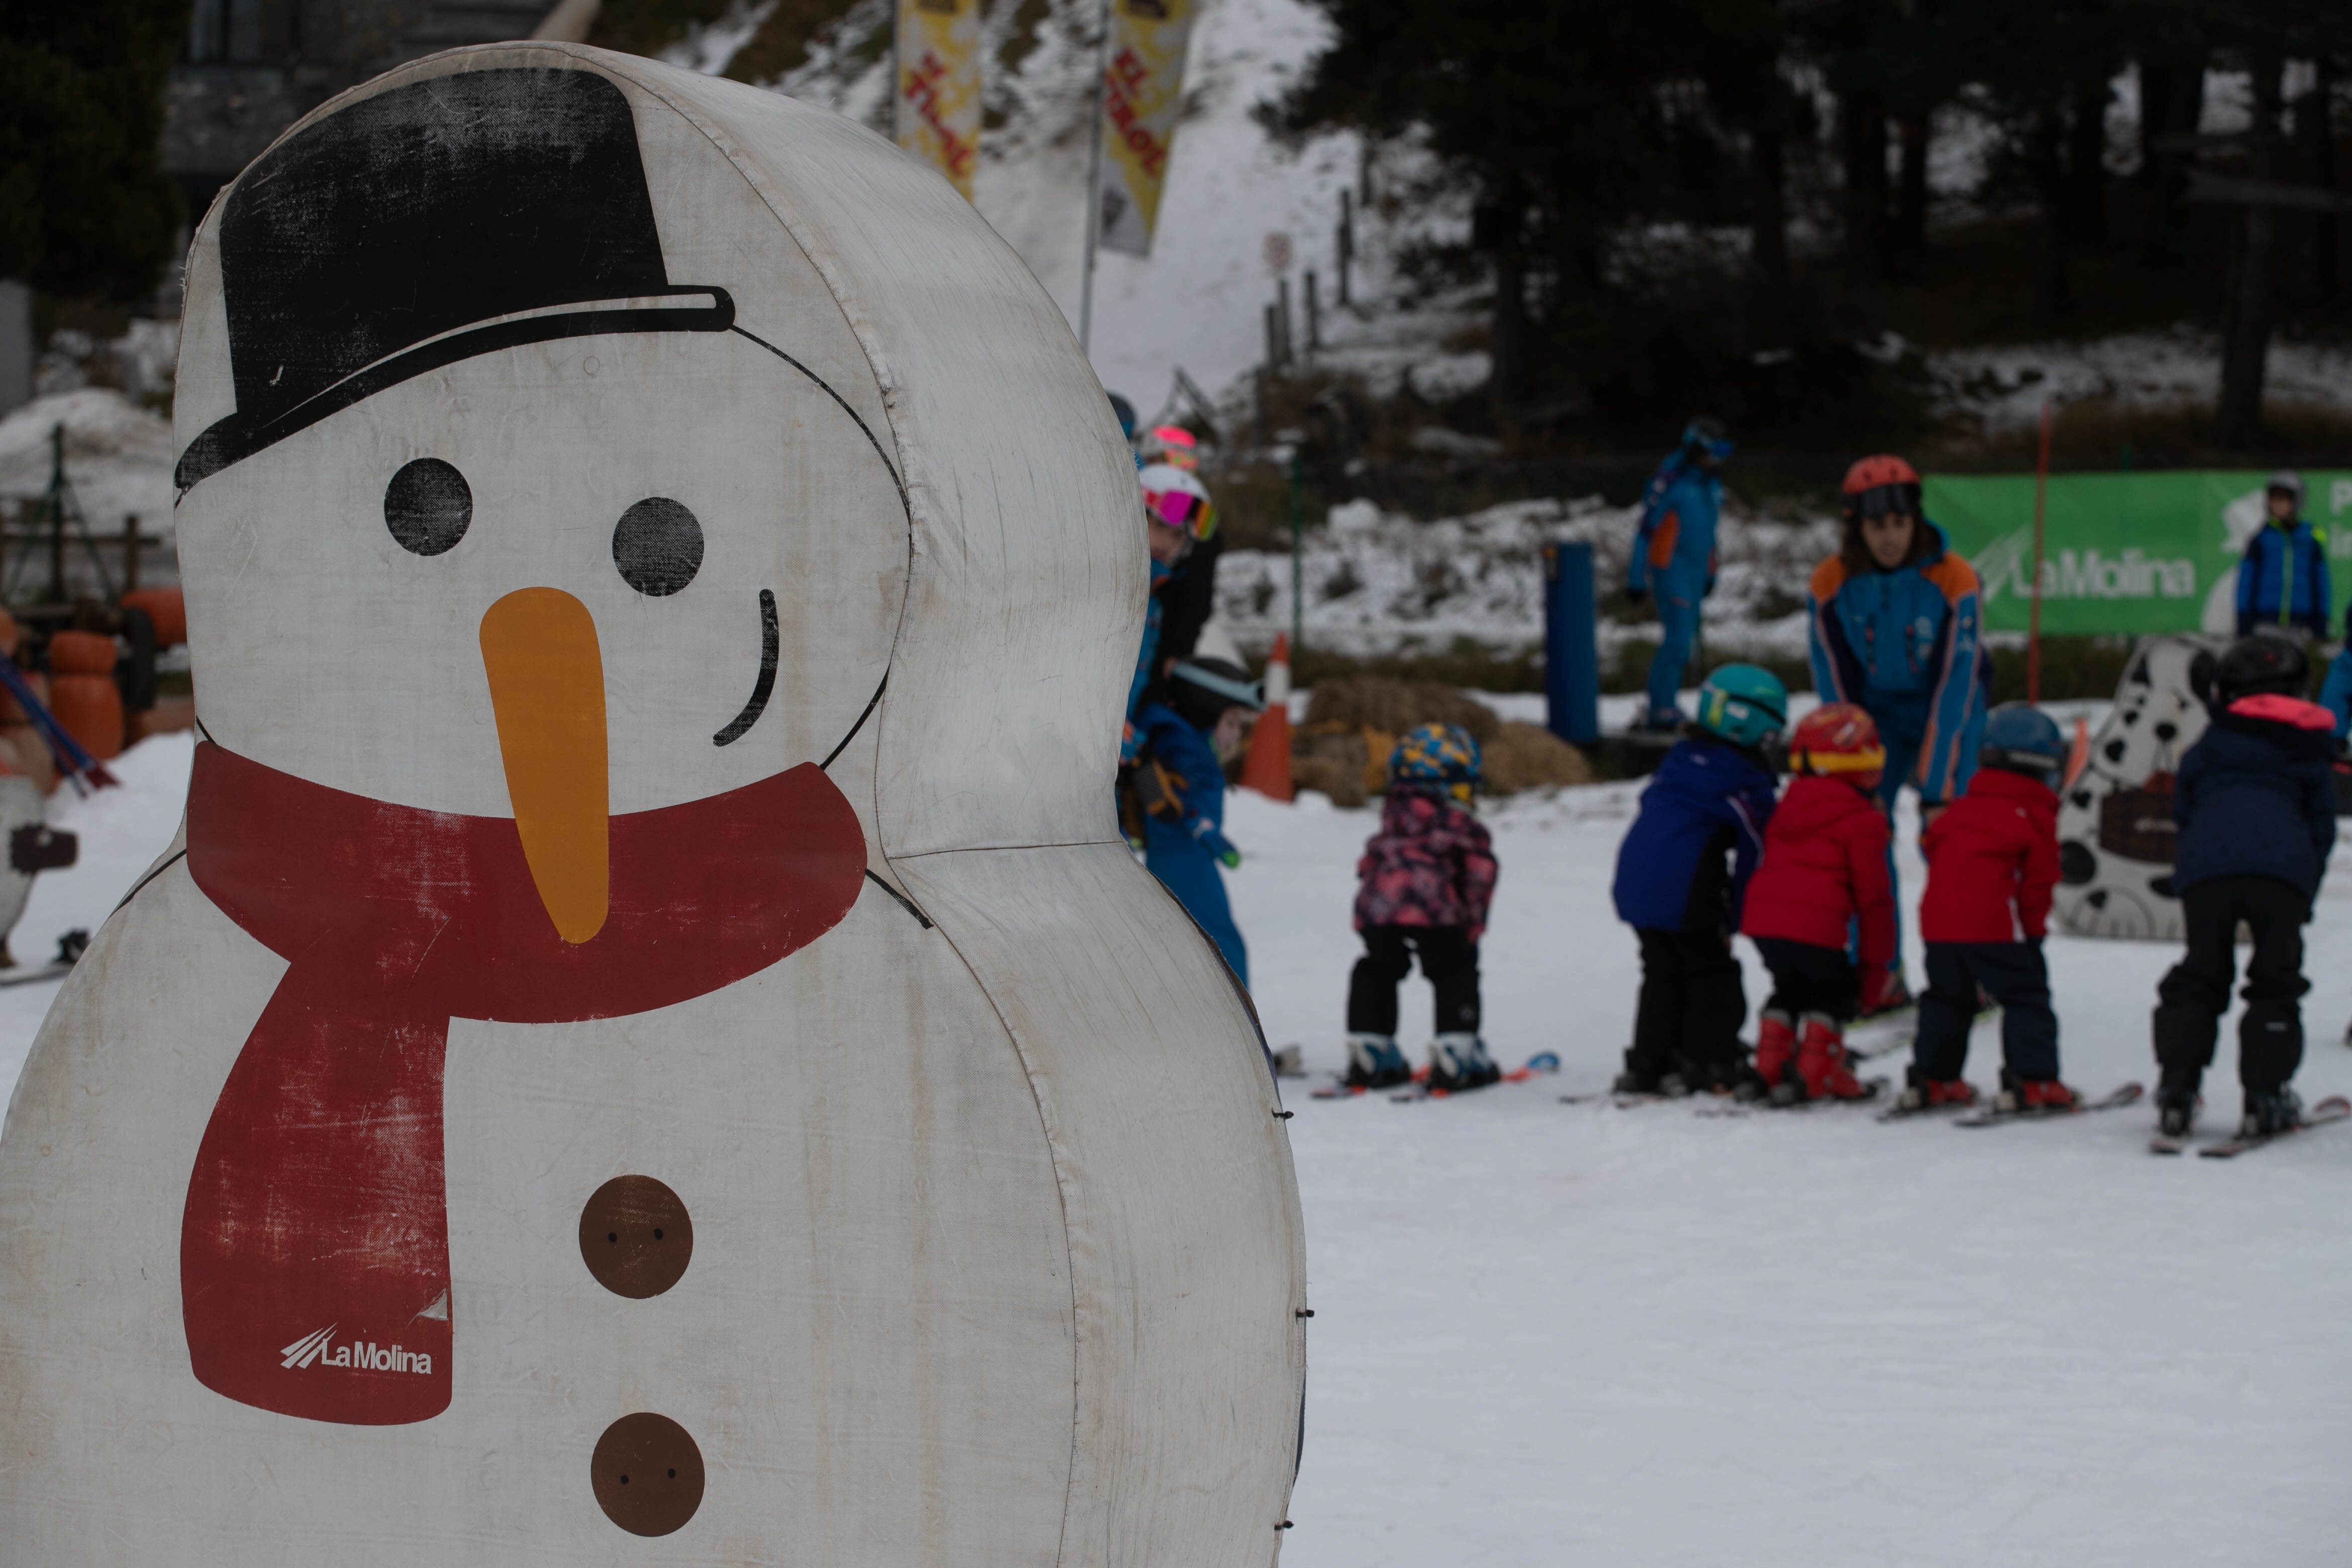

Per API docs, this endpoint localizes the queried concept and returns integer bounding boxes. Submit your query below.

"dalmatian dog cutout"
[2054,633,2230,941]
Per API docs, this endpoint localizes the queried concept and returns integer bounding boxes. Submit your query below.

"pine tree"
[0,0,191,301]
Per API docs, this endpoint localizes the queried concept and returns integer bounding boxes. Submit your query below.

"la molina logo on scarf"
[281,1325,435,1377]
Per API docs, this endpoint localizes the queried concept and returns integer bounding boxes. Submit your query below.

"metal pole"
[1289,447,1304,656]
[1076,0,1110,355]
[2029,398,2051,704]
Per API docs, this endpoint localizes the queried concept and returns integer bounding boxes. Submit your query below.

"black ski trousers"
[2152,873,2311,1093]
[1750,935,1857,1022]
[1628,927,1747,1080]
[1347,925,1480,1036]
[1915,940,2057,1082]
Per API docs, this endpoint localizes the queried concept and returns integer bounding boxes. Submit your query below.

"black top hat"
[174,67,733,493]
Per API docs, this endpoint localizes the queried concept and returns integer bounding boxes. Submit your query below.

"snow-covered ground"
[1238,771,2352,1567]
[4,723,2347,1564]
[1215,494,1834,664]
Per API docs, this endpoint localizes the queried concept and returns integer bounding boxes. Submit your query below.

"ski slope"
[2,728,2347,1564]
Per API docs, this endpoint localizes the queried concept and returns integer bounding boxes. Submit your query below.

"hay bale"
[1304,676,1500,745]
[1483,720,1593,794]
[1291,725,1370,808]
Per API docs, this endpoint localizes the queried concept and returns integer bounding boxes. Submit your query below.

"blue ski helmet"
[1681,416,1733,465]
[1390,723,1482,792]
[1979,702,2066,778]
[1109,391,1139,441]
[1693,664,1787,749]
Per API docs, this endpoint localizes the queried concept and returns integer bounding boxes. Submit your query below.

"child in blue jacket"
[1132,657,1262,984]
[1610,664,1785,1095]
[2234,470,2330,638]
[2152,634,2337,1141]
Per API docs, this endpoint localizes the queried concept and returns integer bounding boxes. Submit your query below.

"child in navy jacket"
[2152,635,2337,1139]
[1903,704,2071,1114]
[1609,665,1784,1095]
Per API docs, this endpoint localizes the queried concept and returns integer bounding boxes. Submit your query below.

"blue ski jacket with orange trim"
[1627,456,1720,598]
[1807,521,1988,801]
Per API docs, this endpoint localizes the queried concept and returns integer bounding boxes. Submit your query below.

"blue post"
[1543,541,1600,746]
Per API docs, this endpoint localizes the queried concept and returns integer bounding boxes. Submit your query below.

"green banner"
[1923,470,2352,636]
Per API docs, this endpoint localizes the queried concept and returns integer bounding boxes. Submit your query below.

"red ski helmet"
[1789,703,1887,788]
[1840,454,1922,524]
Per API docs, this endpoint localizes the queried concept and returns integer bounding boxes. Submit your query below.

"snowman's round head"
[175,44,1143,898]
[173,61,910,844]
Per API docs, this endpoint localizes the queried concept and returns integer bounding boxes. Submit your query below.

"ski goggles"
[1145,487,1219,542]
[1794,744,1887,776]
[1851,483,1921,522]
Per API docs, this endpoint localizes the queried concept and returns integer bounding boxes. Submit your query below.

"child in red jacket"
[1740,704,1901,1102]
[1902,704,2075,1113]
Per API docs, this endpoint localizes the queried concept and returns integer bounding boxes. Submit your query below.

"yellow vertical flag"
[895,0,981,199]
[1095,0,1197,257]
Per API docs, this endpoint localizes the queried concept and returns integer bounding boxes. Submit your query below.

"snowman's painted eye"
[383,458,472,556]
[612,498,704,597]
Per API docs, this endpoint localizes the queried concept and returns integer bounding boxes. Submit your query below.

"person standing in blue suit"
[1807,453,1991,1003]
[2234,470,2330,638]
[1627,417,1735,730]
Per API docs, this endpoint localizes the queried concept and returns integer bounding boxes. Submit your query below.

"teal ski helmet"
[1694,664,1788,748]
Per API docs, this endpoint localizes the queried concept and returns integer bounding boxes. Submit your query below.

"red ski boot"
[1774,1013,1872,1104]
[1997,1077,2081,1114]
[1751,1010,1796,1097]
[1894,1071,1978,1113]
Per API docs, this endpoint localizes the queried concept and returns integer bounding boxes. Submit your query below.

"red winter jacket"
[1918,766,2059,943]
[1739,774,1896,969]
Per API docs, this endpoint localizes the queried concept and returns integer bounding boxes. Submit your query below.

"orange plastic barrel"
[49,631,119,674]
[46,632,122,761]
[119,587,187,648]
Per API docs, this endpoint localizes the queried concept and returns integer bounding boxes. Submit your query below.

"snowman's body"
[0,47,1304,1564]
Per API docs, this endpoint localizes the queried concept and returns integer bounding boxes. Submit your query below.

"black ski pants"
[1750,935,1857,1022]
[1915,940,2057,1083]
[2152,873,2311,1093]
[1347,925,1480,1037]
[1629,926,1747,1080]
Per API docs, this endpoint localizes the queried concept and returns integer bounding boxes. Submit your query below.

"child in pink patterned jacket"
[1345,724,1501,1092]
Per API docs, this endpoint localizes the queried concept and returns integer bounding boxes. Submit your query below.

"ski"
[0,930,87,989]
[1390,1052,1559,1102]
[1875,1095,1974,1123]
[1953,1082,2143,1128]
[2195,1094,2352,1159]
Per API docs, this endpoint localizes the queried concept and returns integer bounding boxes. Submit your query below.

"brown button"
[578,1174,693,1298]
[591,1411,705,1536]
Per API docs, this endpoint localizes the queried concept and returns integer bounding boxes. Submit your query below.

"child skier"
[2151,633,2336,1139]
[1346,724,1501,1093]
[1131,656,1262,984]
[1609,664,1785,1096]
[1900,703,2075,1114]
[1740,703,1901,1103]
[2233,470,2330,638]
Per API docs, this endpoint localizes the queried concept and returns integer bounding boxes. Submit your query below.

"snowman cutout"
[0,48,1306,1564]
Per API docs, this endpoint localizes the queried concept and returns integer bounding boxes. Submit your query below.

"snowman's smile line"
[712,589,779,747]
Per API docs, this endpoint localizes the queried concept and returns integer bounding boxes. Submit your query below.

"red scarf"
[180,741,864,1424]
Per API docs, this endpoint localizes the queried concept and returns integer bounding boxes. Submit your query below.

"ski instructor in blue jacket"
[1808,453,1991,1000]
[1627,417,1735,730]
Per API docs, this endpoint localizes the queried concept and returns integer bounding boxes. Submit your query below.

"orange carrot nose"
[479,587,609,944]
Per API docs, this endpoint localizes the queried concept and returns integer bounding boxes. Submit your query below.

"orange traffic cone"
[1240,633,1295,801]
[2063,714,2089,789]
